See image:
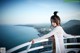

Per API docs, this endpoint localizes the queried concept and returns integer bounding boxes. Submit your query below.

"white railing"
[7,39,49,53]
[6,36,80,53]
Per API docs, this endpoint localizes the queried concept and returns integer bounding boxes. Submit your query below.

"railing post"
[0,47,6,53]
[26,42,32,53]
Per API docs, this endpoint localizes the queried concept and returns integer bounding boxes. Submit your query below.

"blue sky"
[1,0,80,25]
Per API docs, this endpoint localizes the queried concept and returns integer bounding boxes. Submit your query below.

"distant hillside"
[16,20,80,35]
[62,20,80,35]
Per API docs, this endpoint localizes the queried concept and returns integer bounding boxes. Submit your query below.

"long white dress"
[33,26,74,53]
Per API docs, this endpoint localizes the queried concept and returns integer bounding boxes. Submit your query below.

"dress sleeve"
[33,27,59,42]
[63,33,75,38]
[63,29,75,38]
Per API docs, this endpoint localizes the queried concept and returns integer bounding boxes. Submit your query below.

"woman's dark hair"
[50,11,61,26]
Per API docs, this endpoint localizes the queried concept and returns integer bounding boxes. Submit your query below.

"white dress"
[33,26,74,53]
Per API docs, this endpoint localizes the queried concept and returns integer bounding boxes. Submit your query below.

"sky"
[0,0,80,25]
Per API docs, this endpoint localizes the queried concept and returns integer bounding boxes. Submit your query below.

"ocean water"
[0,25,40,51]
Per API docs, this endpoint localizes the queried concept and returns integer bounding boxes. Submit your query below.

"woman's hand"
[31,40,34,44]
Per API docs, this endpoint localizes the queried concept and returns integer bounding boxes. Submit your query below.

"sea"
[0,25,40,53]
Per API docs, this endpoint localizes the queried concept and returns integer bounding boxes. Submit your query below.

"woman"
[31,11,74,53]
